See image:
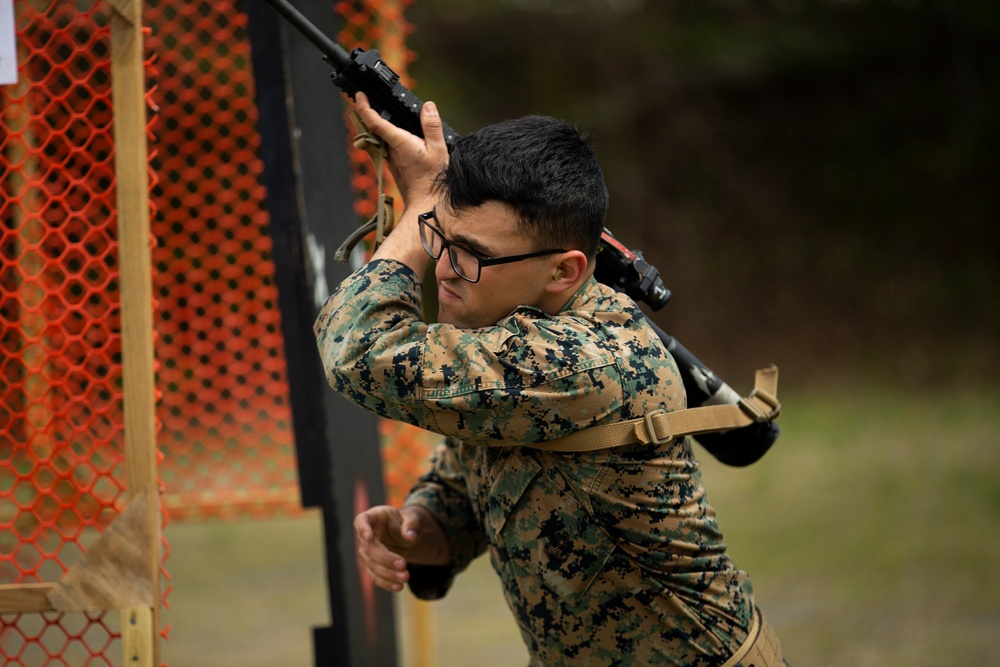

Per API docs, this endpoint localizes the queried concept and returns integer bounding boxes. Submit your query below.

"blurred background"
[4,0,988,665]
[162,1,999,665]
[0,0,952,667]
[405,0,998,391]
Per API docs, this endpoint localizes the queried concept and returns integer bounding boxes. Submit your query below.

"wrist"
[371,201,435,275]
[403,504,452,565]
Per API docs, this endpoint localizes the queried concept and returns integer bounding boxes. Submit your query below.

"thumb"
[399,508,421,543]
[420,101,448,156]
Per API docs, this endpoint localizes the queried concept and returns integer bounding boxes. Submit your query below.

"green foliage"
[405,0,1000,387]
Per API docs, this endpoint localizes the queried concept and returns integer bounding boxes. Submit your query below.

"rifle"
[260,0,460,147]
[260,0,780,466]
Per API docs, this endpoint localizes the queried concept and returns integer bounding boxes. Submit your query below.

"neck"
[538,270,592,315]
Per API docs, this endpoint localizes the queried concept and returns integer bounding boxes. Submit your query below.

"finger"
[353,91,388,134]
[358,544,410,591]
[353,512,377,542]
[359,558,407,592]
[355,505,399,542]
[419,101,449,159]
[354,91,378,118]
[367,569,407,593]
[358,546,408,582]
[356,522,407,570]
[353,91,411,148]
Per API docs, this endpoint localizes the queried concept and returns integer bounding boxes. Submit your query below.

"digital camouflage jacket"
[315,259,755,666]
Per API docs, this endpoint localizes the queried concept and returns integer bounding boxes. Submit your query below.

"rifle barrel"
[261,0,351,69]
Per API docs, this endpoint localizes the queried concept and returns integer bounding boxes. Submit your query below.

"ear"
[545,251,589,294]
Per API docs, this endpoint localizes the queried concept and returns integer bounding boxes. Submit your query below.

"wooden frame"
[0,1,159,664]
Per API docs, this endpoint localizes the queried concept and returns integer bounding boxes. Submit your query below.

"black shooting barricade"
[244,0,399,664]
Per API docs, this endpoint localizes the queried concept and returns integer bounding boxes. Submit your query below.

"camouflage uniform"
[316,259,756,666]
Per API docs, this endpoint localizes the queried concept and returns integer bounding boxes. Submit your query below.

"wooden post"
[0,4,159,660]
[409,597,437,667]
[109,0,159,664]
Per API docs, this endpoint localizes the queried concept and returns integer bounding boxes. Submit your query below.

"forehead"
[435,200,523,253]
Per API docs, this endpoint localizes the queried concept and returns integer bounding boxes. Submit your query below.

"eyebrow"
[432,206,498,258]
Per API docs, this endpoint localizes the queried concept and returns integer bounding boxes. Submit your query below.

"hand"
[353,91,449,206]
[354,505,451,592]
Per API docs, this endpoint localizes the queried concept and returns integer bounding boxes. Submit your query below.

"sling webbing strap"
[720,606,785,667]
[335,110,395,263]
[526,366,780,453]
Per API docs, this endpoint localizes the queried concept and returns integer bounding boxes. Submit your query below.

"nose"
[434,250,460,282]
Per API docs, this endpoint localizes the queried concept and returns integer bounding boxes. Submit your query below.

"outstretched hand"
[352,92,448,273]
[354,504,451,592]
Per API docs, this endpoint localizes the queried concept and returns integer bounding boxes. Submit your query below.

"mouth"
[438,280,461,302]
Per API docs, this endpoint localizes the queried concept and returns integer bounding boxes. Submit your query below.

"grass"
[161,515,330,667]
[702,386,1000,666]
[162,386,1000,666]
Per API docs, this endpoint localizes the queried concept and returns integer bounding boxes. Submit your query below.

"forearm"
[405,442,488,572]
[404,447,488,600]
[371,199,435,277]
[403,505,451,566]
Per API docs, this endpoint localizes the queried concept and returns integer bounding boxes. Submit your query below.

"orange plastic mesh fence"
[143,0,300,522]
[1,2,162,665]
[144,0,435,522]
[140,0,437,519]
[2,0,437,661]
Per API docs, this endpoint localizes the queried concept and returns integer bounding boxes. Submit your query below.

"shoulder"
[521,277,655,347]
[480,280,650,375]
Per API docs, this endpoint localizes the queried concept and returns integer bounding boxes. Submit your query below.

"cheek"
[477,268,544,313]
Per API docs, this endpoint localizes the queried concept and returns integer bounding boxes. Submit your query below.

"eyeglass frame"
[417,210,568,283]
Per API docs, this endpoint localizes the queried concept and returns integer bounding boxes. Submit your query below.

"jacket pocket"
[486,451,616,603]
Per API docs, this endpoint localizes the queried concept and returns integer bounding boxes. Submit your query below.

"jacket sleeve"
[314,259,433,427]
[403,439,488,599]
[314,259,635,446]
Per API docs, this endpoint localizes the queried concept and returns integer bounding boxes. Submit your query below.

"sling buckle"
[739,388,781,423]
[640,409,673,445]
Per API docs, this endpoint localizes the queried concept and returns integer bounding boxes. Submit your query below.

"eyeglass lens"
[419,215,480,282]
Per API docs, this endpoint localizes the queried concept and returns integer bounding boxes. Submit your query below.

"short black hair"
[435,115,608,259]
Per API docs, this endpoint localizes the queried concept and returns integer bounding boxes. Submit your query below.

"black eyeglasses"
[417,211,567,283]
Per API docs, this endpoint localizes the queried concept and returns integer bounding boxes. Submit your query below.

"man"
[315,92,785,666]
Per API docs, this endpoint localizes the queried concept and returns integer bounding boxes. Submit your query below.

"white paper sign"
[0,0,18,86]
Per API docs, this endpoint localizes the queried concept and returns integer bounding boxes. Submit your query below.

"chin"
[435,306,461,328]
[437,309,479,330]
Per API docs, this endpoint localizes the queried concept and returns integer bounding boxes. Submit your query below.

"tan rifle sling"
[524,365,780,453]
[335,109,395,263]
